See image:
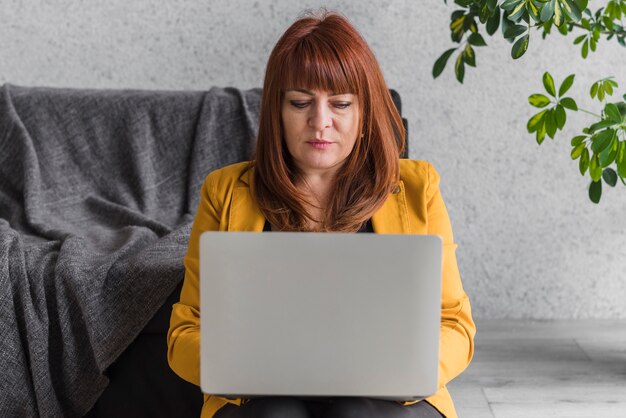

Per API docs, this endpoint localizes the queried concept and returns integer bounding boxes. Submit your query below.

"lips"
[306,138,333,144]
[306,139,333,149]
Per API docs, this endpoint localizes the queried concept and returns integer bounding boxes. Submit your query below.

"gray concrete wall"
[1,0,624,319]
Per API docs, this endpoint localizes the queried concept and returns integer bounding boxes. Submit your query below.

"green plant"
[434,0,626,203]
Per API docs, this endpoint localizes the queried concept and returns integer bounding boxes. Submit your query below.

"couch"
[0,84,406,417]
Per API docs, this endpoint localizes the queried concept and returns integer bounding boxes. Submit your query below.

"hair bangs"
[280,37,360,96]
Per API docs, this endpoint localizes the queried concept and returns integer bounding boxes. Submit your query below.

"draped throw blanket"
[0,84,261,417]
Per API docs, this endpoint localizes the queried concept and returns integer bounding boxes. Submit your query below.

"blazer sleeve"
[167,173,223,386]
[427,163,476,390]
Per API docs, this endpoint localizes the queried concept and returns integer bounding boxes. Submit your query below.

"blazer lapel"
[371,181,410,234]
[228,168,265,232]
[227,168,409,234]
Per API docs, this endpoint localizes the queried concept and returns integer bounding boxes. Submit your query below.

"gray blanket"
[0,84,261,417]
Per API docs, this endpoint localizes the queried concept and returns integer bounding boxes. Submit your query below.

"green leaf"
[574,0,588,12]
[455,53,465,83]
[558,74,575,96]
[599,136,619,167]
[527,109,548,133]
[553,0,564,26]
[451,10,465,21]
[590,82,599,99]
[589,154,602,182]
[486,8,501,35]
[529,94,551,108]
[555,104,566,129]
[605,103,622,123]
[579,147,590,175]
[560,0,582,21]
[581,18,591,30]
[501,0,524,10]
[573,34,586,44]
[588,119,614,133]
[591,129,615,154]
[487,0,498,12]
[468,32,487,46]
[450,15,466,43]
[598,86,606,102]
[479,3,491,23]
[571,142,586,159]
[582,40,589,58]
[617,140,626,179]
[606,79,618,88]
[588,179,602,203]
[590,35,597,51]
[602,167,618,187]
[593,27,600,40]
[504,24,528,38]
[511,34,530,59]
[467,18,479,33]
[501,14,511,37]
[571,135,586,146]
[541,0,556,21]
[433,48,456,78]
[528,0,541,21]
[603,16,615,31]
[509,0,528,20]
[611,2,621,19]
[536,120,547,144]
[545,109,557,138]
[543,72,556,97]
[560,97,578,110]
[464,44,476,67]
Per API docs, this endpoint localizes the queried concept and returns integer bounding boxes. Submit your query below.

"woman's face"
[281,89,360,177]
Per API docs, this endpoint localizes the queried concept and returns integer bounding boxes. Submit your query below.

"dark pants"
[214,397,444,418]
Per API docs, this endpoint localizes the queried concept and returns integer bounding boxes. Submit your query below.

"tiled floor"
[448,320,626,418]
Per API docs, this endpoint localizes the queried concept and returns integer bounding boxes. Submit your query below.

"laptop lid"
[199,232,442,400]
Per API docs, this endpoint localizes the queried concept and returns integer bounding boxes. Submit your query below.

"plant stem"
[578,108,602,118]
[569,22,626,37]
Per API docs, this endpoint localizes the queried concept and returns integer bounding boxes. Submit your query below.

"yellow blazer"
[167,159,475,418]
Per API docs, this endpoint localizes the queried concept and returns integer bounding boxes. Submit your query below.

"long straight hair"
[253,11,405,231]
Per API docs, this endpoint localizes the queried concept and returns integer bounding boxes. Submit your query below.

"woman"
[167,10,475,418]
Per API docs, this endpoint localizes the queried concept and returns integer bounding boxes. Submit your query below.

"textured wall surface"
[1,1,624,319]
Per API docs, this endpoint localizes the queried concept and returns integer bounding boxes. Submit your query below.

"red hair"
[253,10,405,231]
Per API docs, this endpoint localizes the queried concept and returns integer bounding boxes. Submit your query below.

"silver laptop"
[199,232,442,401]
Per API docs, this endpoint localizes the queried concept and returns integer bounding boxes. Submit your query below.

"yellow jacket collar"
[229,167,409,234]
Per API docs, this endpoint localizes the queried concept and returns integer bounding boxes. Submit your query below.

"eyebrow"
[286,89,350,97]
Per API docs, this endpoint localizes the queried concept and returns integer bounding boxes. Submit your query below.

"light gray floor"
[448,319,626,418]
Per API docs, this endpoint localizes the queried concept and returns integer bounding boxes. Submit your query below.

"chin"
[305,155,340,167]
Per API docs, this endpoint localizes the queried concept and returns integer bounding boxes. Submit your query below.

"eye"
[290,101,310,109]
[333,102,352,109]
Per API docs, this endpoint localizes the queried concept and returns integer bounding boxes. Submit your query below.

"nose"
[308,102,332,131]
